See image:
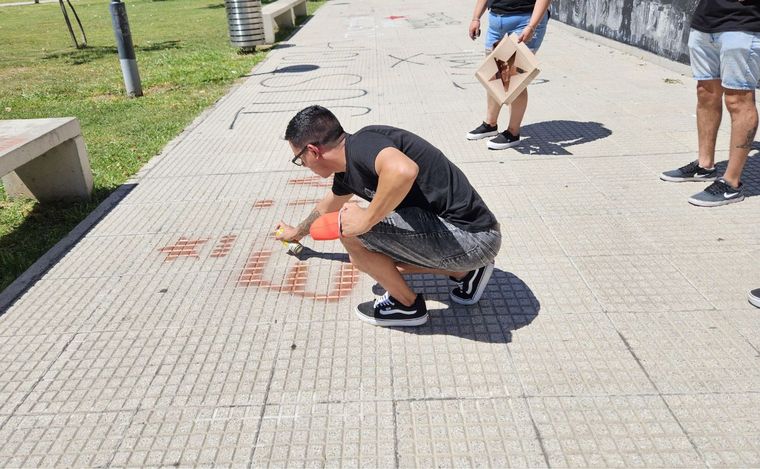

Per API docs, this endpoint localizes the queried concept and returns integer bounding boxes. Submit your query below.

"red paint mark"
[313,264,361,301]
[286,198,322,206]
[0,137,26,153]
[237,250,360,302]
[210,234,237,258]
[158,237,209,261]
[282,262,309,293]
[253,199,274,208]
[387,15,406,20]
[287,176,332,187]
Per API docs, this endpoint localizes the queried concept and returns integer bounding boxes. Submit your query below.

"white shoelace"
[374,292,394,308]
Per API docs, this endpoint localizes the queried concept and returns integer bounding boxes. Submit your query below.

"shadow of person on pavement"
[287,245,350,263]
[510,120,612,156]
[387,267,540,343]
[715,151,760,198]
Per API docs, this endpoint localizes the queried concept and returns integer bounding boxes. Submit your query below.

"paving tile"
[0,334,73,415]
[395,398,546,467]
[0,411,132,468]
[543,215,658,257]
[113,405,261,467]
[267,319,394,405]
[1,0,759,466]
[496,254,604,314]
[632,213,760,255]
[251,401,395,467]
[16,324,276,414]
[528,395,703,467]
[668,250,760,311]
[507,313,655,396]
[571,255,714,312]
[663,393,760,467]
[608,311,760,394]
[0,278,111,335]
[389,321,521,400]
[571,156,658,182]
[496,216,568,259]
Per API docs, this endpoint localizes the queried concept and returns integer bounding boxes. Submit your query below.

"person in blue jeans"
[660,0,760,206]
[465,0,551,150]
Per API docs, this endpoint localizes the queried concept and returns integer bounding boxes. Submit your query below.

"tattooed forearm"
[295,208,321,238]
[737,125,758,150]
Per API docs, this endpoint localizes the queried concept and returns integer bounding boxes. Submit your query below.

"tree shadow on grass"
[0,184,134,315]
[42,40,181,65]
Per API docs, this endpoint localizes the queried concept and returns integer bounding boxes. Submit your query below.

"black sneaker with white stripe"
[466,122,498,140]
[355,292,428,327]
[487,130,520,150]
[449,261,494,305]
[688,178,745,207]
[660,160,717,182]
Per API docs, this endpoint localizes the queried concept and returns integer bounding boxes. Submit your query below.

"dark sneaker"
[688,178,745,207]
[449,261,494,305]
[355,292,428,326]
[749,289,760,309]
[660,160,717,182]
[466,122,498,140]
[487,130,520,150]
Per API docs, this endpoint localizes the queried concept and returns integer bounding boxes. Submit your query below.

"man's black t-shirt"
[331,126,497,232]
[691,0,760,33]
[488,0,536,15]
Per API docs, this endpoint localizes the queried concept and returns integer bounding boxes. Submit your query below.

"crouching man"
[276,105,501,326]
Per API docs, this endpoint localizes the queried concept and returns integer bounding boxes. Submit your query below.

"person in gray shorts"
[275,105,502,327]
[660,0,760,206]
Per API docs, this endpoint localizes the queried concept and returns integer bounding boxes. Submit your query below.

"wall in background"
[550,0,698,64]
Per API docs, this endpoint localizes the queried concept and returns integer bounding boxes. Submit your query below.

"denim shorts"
[485,11,549,53]
[357,207,501,272]
[688,29,760,90]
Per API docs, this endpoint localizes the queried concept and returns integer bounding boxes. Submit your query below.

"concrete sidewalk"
[2,0,760,466]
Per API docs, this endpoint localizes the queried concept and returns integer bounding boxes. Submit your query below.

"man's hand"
[338,203,371,237]
[517,25,535,44]
[274,221,300,242]
[468,19,481,40]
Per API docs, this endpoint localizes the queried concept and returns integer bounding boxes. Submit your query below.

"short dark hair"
[285,105,344,148]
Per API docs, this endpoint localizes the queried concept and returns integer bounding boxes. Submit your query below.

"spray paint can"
[275,228,304,255]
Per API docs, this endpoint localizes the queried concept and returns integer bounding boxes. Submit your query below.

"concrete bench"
[262,0,308,44]
[0,117,93,202]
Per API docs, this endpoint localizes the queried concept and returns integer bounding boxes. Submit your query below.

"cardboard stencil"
[475,34,541,106]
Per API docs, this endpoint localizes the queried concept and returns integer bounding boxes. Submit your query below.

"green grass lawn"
[0,0,324,292]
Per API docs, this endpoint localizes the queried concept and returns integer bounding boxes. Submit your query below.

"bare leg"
[507,89,528,135]
[723,88,757,187]
[696,79,723,169]
[341,236,417,306]
[485,92,501,126]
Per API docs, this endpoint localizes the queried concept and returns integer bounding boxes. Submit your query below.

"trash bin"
[225,0,265,49]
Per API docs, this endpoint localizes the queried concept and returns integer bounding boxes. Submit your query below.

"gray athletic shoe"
[660,160,717,182]
[749,289,760,308]
[688,178,745,207]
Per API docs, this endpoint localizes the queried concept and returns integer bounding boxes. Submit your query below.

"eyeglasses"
[291,143,316,167]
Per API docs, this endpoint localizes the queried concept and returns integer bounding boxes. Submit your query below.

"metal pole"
[109,0,142,97]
